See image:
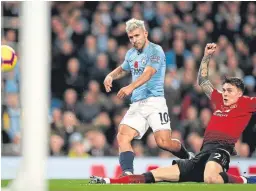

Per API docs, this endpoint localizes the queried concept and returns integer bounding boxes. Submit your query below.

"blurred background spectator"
[1,1,256,157]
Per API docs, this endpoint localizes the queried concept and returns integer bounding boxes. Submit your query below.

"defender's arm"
[197,44,217,99]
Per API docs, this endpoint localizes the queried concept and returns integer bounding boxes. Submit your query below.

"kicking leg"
[154,130,191,159]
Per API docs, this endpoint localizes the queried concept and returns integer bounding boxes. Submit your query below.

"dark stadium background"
[1,1,256,159]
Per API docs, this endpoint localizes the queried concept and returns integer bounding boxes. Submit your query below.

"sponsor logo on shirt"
[214,103,238,117]
[213,107,233,117]
[131,61,144,75]
[213,110,228,117]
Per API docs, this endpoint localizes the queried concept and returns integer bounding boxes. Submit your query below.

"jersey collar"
[137,41,151,55]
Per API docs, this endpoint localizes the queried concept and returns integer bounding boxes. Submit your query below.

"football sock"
[169,140,190,159]
[109,175,146,184]
[119,151,135,174]
[142,172,156,183]
[219,172,246,184]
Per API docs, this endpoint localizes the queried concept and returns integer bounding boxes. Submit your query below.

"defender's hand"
[204,43,217,56]
[103,75,113,93]
[117,85,134,99]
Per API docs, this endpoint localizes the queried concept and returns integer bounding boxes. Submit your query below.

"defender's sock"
[219,172,246,184]
[109,175,145,184]
[170,140,190,159]
[119,151,135,173]
[142,172,156,183]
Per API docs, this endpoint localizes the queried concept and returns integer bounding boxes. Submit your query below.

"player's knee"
[204,175,218,184]
[204,175,214,184]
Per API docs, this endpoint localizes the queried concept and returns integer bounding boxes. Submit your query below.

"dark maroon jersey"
[203,89,256,148]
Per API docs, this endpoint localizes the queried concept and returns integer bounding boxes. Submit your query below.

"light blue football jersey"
[121,42,166,103]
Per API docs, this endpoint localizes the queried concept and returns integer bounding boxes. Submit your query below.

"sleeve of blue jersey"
[147,48,163,72]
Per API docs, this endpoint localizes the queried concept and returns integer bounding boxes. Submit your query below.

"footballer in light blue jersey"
[103,18,191,176]
[121,42,166,103]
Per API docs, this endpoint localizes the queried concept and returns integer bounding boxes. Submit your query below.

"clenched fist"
[204,43,217,56]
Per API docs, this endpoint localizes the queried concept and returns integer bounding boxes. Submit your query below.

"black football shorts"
[172,148,230,182]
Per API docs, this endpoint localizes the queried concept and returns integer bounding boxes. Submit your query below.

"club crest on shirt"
[141,57,147,65]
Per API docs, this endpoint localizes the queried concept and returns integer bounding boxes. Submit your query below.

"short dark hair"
[222,76,245,93]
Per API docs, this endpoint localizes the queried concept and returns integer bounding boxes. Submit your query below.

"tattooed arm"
[197,43,217,99]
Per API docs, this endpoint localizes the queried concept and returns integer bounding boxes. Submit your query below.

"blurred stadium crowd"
[1,1,256,158]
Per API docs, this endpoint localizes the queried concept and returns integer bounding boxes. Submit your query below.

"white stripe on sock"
[241,176,247,184]
[103,178,110,184]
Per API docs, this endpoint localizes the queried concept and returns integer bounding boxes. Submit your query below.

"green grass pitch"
[1,179,256,191]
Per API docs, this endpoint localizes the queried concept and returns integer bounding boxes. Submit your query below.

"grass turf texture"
[2,179,256,191]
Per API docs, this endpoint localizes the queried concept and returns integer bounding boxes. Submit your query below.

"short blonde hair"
[126,18,146,33]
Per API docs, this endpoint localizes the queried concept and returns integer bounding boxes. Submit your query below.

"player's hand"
[117,85,134,99]
[103,75,113,93]
[204,43,217,56]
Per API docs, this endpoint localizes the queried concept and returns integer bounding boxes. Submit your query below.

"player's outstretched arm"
[107,66,129,80]
[104,66,129,92]
[197,43,216,99]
